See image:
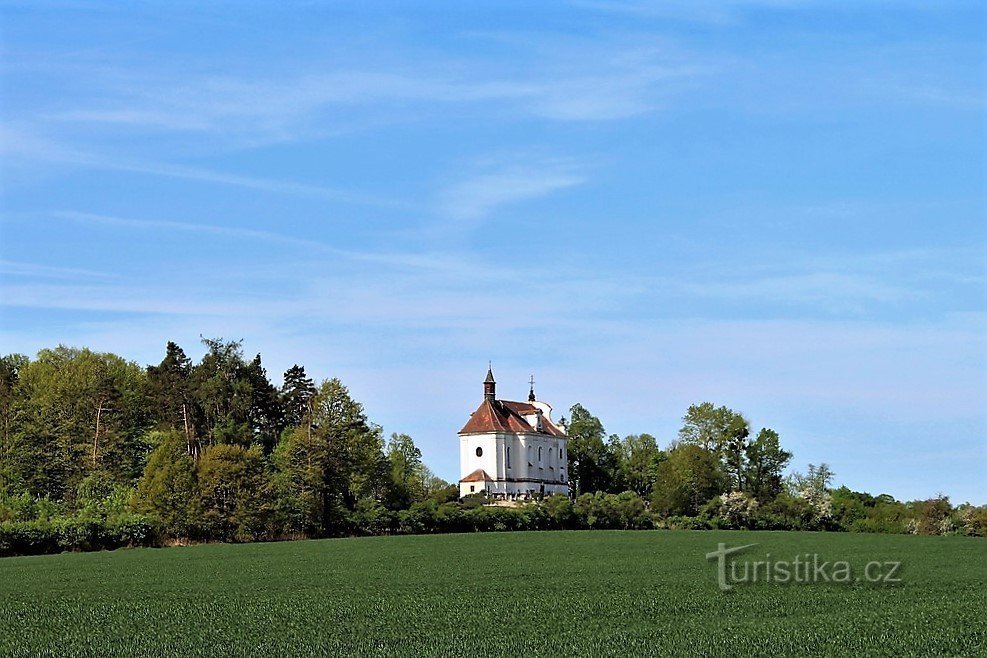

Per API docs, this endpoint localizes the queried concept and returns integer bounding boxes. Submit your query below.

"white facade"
[458,370,570,499]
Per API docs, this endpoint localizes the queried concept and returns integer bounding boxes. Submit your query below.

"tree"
[0,354,29,494]
[742,428,792,502]
[14,347,150,499]
[281,364,316,430]
[678,402,746,452]
[386,432,423,508]
[787,463,836,523]
[616,433,664,498]
[190,338,253,448]
[270,425,323,535]
[242,353,284,452]
[196,443,268,541]
[679,402,750,490]
[271,378,389,535]
[418,466,454,502]
[566,404,619,495]
[911,495,954,536]
[146,342,200,457]
[133,430,199,536]
[651,443,728,517]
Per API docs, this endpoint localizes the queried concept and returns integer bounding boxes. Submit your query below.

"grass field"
[0,531,984,657]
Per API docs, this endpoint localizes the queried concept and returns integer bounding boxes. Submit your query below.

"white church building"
[458,367,570,499]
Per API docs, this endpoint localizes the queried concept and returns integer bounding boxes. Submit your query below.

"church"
[458,367,570,499]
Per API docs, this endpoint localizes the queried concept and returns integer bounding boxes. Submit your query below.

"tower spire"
[528,374,536,402]
[484,364,496,401]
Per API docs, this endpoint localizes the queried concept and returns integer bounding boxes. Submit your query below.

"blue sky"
[1,1,984,503]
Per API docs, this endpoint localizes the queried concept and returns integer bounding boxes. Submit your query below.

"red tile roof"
[460,468,494,483]
[458,399,567,437]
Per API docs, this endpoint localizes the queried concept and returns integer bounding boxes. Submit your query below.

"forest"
[1,339,984,556]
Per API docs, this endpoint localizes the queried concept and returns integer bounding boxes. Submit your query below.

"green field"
[0,531,983,657]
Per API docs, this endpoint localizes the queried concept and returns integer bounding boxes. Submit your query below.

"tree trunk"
[93,400,104,464]
[182,402,199,458]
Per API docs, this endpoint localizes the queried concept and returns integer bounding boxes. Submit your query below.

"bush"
[0,514,159,557]
[661,516,714,530]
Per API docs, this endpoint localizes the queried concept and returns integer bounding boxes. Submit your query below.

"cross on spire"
[528,374,536,402]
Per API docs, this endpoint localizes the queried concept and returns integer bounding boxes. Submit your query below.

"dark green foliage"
[651,443,728,516]
[133,431,199,536]
[615,433,664,498]
[280,364,316,430]
[242,354,284,452]
[196,443,269,541]
[146,342,199,455]
[743,428,792,502]
[386,432,423,509]
[0,515,156,556]
[566,403,620,495]
[190,338,255,448]
[5,347,151,500]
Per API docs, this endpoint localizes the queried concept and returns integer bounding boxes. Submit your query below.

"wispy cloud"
[0,260,117,280]
[0,126,413,209]
[46,210,515,277]
[677,272,921,307]
[438,157,587,224]
[52,210,350,254]
[26,37,709,147]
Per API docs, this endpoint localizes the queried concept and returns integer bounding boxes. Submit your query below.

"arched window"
[506,447,511,468]
[538,447,543,463]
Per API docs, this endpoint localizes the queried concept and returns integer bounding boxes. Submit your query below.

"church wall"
[459,434,502,483]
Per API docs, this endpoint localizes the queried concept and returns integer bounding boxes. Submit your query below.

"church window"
[475,446,483,457]
[538,447,542,463]
[507,447,511,468]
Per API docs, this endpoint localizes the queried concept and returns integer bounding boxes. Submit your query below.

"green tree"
[281,364,316,430]
[386,432,423,508]
[190,338,253,447]
[0,354,29,494]
[566,404,618,495]
[650,443,728,517]
[679,402,750,490]
[270,425,323,535]
[271,378,388,534]
[15,347,150,499]
[742,428,792,502]
[678,402,746,451]
[616,433,664,498]
[133,430,199,536]
[146,342,200,457]
[243,354,284,453]
[196,443,268,541]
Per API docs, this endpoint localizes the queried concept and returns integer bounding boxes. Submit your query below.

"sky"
[1,1,984,504]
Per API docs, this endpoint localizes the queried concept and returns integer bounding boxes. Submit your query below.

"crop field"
[0,530,983,657]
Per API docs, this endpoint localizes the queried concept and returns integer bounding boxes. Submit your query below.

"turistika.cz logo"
[705,542,903,591]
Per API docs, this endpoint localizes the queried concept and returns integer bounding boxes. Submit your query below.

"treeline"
[558,402,986,536]
[0,341,458,555]
[0,342,983,557]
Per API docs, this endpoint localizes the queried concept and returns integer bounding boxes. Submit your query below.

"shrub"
[0,514,158,557]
